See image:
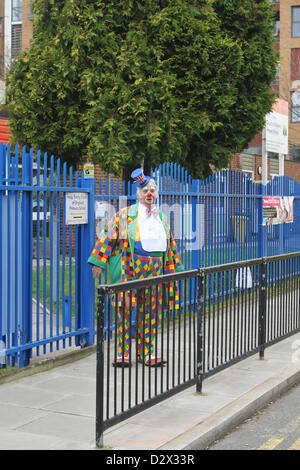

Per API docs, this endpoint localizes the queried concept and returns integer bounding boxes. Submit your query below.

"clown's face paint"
[140,184,158,208]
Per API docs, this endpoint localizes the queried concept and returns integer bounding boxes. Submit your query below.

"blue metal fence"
[0,144,95,368]
[95,164,300,273]
[1,143,300,368]
[95,164,300,344]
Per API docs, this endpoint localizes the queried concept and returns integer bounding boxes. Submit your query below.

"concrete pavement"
[0,332,300,450]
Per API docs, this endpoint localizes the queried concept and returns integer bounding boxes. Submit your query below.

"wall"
[21,0,33,50]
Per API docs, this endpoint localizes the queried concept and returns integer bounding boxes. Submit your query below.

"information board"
[66,192,88,225]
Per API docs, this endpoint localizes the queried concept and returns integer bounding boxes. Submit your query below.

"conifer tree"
[6,0,277,179]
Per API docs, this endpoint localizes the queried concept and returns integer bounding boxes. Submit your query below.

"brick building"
[230,0,300,184]
[1,0,300,184]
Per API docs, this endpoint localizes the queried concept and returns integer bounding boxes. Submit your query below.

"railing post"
[191,179,199,271]
[95,285,106,448]
[258,183,263,258]
[77,173,96,347]
[258,258,267,359]
[196,269,205,393]
[20,147,33,367]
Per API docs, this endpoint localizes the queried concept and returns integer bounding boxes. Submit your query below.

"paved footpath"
[0,333,300,450]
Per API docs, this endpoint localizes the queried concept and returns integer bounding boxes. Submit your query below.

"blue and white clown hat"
[131,168,151,188]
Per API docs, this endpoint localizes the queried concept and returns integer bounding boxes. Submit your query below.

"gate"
[0,144,95,368]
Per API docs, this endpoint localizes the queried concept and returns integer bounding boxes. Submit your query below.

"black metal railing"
[95,252,300,448]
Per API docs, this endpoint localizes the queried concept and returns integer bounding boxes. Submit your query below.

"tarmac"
[0,332,300,451]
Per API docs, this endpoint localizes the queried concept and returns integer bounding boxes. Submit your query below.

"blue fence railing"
[95,165,300,274]
[1,142,300,368]
[94,163,300,341]
[0,144,95,368]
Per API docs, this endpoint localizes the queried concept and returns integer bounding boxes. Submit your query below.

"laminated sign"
[83,163,94,178]
[66,192,88,225]
[263,196,294,226]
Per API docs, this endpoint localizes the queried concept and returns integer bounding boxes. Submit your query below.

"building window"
[269,156,279,176]
[242,170,254,180]
[274,9,280,43]
[272,62,280,86]
[12,0,22,23]
[241,153,254,175]
[292,6,300,37]
[274,20,280,43]
[290,146,300,161]
[11,24,22,60]
[28,0,34,20]
[291,90,300,122]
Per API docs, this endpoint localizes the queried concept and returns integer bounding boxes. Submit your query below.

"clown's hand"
[92,265,104,278]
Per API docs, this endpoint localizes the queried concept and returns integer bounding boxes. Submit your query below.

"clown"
[88,168,184,367]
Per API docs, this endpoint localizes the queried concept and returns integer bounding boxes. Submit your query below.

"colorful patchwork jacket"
[88,203,184,287]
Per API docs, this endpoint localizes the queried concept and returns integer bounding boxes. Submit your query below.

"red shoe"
[137,354,167,367]
[112,355,130,367]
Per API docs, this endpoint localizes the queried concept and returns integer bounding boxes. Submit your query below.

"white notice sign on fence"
[66,192,88,225]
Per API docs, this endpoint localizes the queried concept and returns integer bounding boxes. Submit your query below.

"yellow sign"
[83,163,94,178]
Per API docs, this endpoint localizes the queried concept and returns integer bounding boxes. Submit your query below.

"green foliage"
[6,0,277,178]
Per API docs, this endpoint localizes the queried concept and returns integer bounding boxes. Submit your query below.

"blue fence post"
[20,147,33,367]
[258,182,264,258]
[191,178,199,270]
[0,144,5,368]
[77,170,96,347]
